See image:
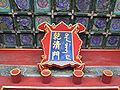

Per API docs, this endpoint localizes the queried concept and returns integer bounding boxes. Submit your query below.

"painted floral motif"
[92,18,107,32]
[76,0,90,12]
[20,34,33,46]
[91,35,103,46]
[96,0,110,12]
[35,0,51,12]
[37,0,48,8]
[14,0,29,10]
[4,34,16,45]
[0,0,10,12]
[95,19,106,29]
[0,0,9,8]
[35,16,51,30]
[110,19,120,32]
[17,16,32,30]
[56,0,70,11]
[0,16,13,30]
[107,36,119,46]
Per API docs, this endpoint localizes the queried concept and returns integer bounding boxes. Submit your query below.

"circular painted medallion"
[111,19,120,30]
[37,0,48,8]
[20,34,33,45]
[108,36,118,45]
[95,19,106,29]
[91,36,102,45]
[76,0,89,11]
[5,34,16,44]
[15,0,29,10]
[56,0,69,10]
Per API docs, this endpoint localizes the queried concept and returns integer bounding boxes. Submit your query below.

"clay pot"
[10,68,21,83]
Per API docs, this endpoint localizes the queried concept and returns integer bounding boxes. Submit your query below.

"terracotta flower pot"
[102,69,113,84]
[10,68,21,83]
[41,69,52,84]
[72,70,84,84]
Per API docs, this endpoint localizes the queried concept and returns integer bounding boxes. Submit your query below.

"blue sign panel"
[49,32,73,61]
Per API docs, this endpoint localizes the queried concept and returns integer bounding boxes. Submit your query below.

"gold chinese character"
[53,41,61,49]
[52,51,60,60]
[53,32,61,40]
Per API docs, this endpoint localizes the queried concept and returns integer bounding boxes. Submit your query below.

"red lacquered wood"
[0,49,120,88]
[102,70,113,84]
[0,76,120,87]
[10,68,21,83]
[0,49,120,66]
[41,69,51,84]
[81,49,120,66]
[72,70,84,84]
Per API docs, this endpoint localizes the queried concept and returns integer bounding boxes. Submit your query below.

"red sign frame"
[37,21,85,77]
